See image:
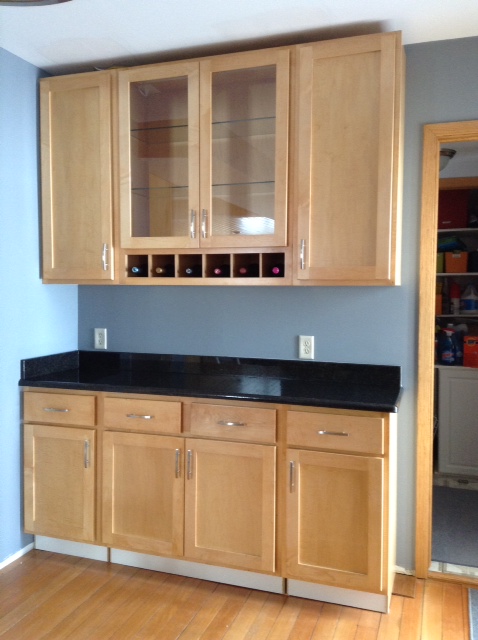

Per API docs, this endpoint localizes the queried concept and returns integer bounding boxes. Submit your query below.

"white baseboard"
[35,536,108,562]
[110,548,284,594]
[395,565,415,576]
[0,542,34,571]
[287,579,389,613]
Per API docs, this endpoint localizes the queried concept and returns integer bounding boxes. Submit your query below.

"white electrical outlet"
[299,335,314,360]
[94,328,107,350]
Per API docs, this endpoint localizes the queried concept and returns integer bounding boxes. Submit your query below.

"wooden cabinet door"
[102,431,184,556]
[184,438,276,572]
[286,449,384,593]
[24,424,96,542]
[199,48,289,249]
[118,61,201,250]
[40,71,114,282]
[294,32,402,285]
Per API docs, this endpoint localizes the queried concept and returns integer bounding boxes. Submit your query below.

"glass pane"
[130,76,189,238]
[211,66,276,237]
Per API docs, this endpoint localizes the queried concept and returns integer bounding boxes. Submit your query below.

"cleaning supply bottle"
[438,326,457,365]
[461,284,478,315]
[450,282,461,315]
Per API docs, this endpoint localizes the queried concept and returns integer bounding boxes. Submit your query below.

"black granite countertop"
[19,351,402,413]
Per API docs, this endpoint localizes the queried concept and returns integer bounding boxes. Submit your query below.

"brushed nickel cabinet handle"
[201,209,208,238]
[102,243,109,270]
[317,430,350,437]
[43,407,70,413]
[126,414,154,420]
[289,461,295,492]
[217,420,246,427]
[299,239,306,270]
[84,440,90,469]
[187,449,193,480]
[175,449,181,478]
[190,210,196,239]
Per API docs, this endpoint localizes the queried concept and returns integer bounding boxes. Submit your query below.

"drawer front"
[190,403,276,443]
[103,397,181,434]
[24,391,96,426]
[287,411,384,455]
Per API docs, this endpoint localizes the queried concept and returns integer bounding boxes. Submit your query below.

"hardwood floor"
[0,551,470,639]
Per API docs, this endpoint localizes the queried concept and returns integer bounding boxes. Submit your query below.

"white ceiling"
[1,0,478,75]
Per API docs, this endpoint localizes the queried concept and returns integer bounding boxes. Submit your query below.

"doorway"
[416,120,478,580]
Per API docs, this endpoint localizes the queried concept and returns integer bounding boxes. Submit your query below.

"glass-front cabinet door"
[199,49,289,248]
[119,49,289,250]
[119,61,200,249]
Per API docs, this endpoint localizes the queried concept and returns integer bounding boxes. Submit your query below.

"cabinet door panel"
[185,438,276,572]
[41,72,114,281]
[295,33,402,285]
[286,449,383,592]
[102,431,184,556]
[118,61,200,249]
[199,49,289,249]
[24,424,96,542]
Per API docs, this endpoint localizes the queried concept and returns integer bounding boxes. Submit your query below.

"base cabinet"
[22,388,396,612]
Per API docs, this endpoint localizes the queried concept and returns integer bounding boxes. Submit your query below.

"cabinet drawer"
[190,403,276,443]
[24,391,96,426]
[103,397,181,434]
[287,411,384,455]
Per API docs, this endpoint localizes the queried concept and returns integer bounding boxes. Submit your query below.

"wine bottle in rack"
[212,264,231,277]
[130,265,148,276]
[270,263,284,277]
[155,264,175,277]
[183,264,202,277]
[238,263,259,277]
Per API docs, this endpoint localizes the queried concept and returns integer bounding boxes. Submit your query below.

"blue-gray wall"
[3,34,478,572]
[77,35,478,571]
[0,48,78,566]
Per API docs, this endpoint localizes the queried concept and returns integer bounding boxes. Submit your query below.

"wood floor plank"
[310,602,342,639]
[393,574,417,598]
[287,599,324,640]
[442,583,469,640]
[421,580,444,640]
[242,593,289,640]
[176,583,242,640]
[197,585,252,640]
[399,578,424,640]
[264,596,304,639]
[332,606,362,640]
[376,594,404,640]
[222,589,271,639]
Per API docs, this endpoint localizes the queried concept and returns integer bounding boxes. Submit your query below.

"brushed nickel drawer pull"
[289,461,295,492]
[175,449,181,478]
[84,440,90,469]
[317,430,350,437]
[126,414,154,420]
[217,420,246,427]
[187,449,193,480]
[43,407,70,413]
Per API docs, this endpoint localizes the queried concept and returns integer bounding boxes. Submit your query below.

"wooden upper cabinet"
[41,71,115,282]
[118,49,289,250]
[294,32,403,286]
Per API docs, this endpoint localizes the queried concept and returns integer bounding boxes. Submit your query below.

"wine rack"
[122,251,290,285]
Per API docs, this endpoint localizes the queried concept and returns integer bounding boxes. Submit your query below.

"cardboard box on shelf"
[445,251,468,273]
